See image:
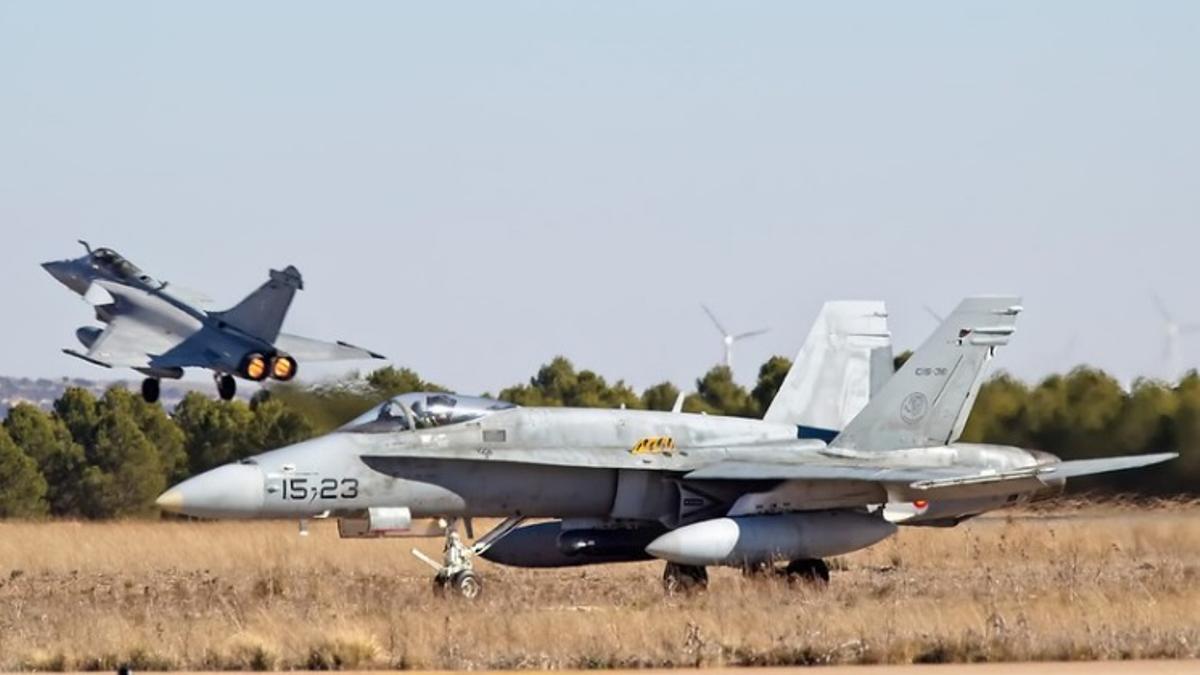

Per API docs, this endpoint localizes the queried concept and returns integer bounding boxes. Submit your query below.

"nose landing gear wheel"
[663,562,708,594]
[414,516,525,600]
[451,570,482,599]
[216,374,237,401]
[141,377,160,403]
[785,559,830,586]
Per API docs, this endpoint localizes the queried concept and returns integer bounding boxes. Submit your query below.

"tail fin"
[763,301,893,440]
[211,266,303,343]
[830,296,1021,452]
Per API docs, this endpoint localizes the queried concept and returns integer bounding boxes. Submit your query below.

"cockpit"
[90,248,157,286]
[341,392,516,433]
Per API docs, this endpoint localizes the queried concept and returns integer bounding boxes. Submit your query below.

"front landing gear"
[413,516,524,600]
[663,562,708,594]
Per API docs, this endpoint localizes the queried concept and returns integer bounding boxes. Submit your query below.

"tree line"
[0,357,1195,518]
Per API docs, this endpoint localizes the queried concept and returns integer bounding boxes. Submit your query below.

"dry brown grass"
[1,505,1198,670]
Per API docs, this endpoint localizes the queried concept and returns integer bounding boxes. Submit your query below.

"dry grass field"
[0,502,1198,671]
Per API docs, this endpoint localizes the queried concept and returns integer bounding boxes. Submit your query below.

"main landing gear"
[413,516,526,600]
[141,377,160,403]
[663,562,709,594]
[785,558,831,585]
[216,373,237,401]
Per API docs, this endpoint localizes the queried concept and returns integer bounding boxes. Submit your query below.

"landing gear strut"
[141,377,160,404]
[663,562,708,594]
[413,516,525,600]
[216,374,236,401]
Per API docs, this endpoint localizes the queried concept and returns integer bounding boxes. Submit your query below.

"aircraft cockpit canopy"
[90,248,158,286]
[342,392,516,433]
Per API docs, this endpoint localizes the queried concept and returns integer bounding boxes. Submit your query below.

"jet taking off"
[158,297,1175,599]
[43,241,385,402]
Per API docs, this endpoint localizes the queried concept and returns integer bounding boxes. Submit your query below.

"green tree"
[3,404,86,516]
[0,425,49,517]
[78,408,164,518]
[173,393,257,473]
[367,366,446,398]
[53,387,100,449]
[695,366,754,417]
[104,388,190,484]
[250,396,316,450]
[750,356,792,416]
[642,382,681,411]
[961,373,1031,446]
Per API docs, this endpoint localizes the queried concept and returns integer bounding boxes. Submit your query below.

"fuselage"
[160,401,1047,526]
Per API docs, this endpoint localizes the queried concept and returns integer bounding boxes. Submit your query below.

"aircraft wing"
[273,333,386,362]
[64,316,184,369]
[684,452,1178,501]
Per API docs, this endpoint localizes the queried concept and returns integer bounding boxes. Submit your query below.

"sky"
[2,2,1199,396]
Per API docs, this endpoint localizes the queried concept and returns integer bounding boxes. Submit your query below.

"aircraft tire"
[784,558,830,586]
[450,570,482,599]
[217,374,237,401]
[662,562,708,594]
[141,378,160,404]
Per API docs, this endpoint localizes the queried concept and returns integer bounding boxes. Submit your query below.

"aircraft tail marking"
[763,301,893,437]
[211,266,303,344]
[830,296,1021,452]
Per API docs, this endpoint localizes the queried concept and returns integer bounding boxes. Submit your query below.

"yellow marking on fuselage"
[630,435,676,455]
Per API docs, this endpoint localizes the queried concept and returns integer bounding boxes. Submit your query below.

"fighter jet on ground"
[157,297,1175,598]
[43,241,385,402]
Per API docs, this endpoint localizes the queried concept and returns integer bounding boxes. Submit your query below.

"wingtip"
[336,340,386,360]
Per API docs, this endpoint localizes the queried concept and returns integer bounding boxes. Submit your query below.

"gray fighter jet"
[157,297,1175,598]
[43,241,384,402]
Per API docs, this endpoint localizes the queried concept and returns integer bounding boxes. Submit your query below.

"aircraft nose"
[41,260,74,285]
[156,463,265,518]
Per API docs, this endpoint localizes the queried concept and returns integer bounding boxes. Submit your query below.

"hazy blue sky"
[2,2,1198,395]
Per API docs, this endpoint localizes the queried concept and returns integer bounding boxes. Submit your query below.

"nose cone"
[157,463,265,518]
[42,260,73,285]
[42,259,89,293]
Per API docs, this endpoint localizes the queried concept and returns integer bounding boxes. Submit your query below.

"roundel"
[900,392,929,425]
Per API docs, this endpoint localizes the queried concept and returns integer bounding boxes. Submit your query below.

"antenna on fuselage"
[78,240,93,255]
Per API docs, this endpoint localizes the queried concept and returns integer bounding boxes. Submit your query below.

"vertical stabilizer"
[830,296,1021,452]
[763,301,893,439]
[211,266,303,343]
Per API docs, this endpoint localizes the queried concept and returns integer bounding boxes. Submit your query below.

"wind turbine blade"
[1150,290,1173,323]
[733,328,770,341]
[1180,324,1200,335]
[701,304,729,337]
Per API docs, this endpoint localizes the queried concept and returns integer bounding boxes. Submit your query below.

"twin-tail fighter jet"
[157,297,1176,599]
[43,241,385,402]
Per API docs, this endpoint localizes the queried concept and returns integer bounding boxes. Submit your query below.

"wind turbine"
[701,304,769,371]
[1151,291,1200,379]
